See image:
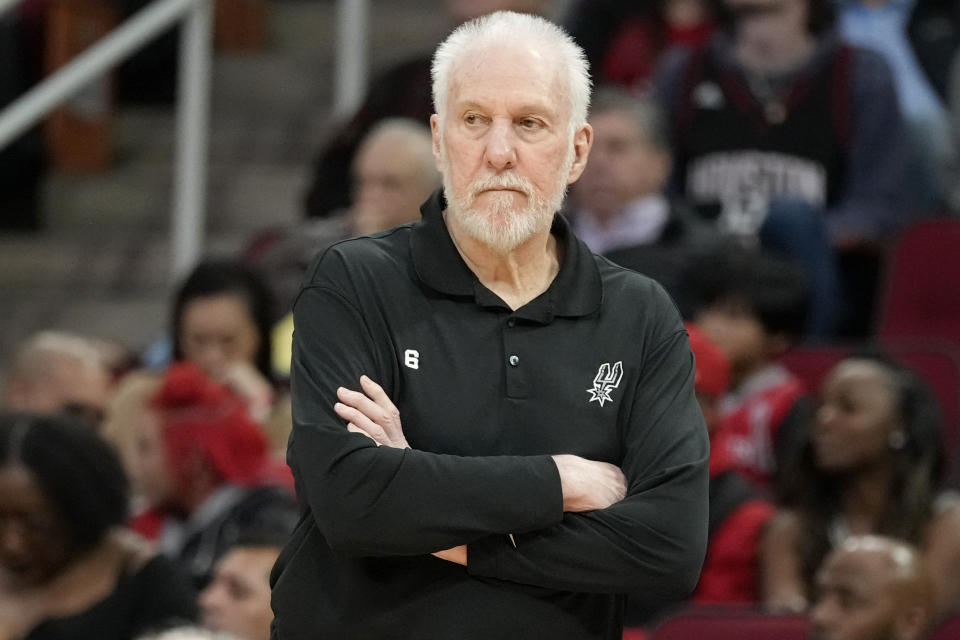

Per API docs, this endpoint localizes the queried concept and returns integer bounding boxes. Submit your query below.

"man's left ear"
[566,123,593,185]
[429,114,444,173]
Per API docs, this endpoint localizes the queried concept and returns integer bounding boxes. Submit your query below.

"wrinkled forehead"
[445,41,570,117]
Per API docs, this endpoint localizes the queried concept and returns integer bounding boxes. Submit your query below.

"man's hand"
[334,375,410,449]
[551,454,626,512]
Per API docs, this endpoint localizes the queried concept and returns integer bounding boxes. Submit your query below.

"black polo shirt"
[272,190,709,640]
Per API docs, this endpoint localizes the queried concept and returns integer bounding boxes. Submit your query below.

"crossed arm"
[334,375,630,565]
[290,282,708,596]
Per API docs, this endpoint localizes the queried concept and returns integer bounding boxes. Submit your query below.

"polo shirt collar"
[411,189,602,322]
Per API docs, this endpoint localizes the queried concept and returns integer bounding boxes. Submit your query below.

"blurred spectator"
[654,0,912,336]
[809,535,935,640]
[349,118,441,235]
[199,514,296,640]
[100,370,163,512]
[571,86,690,251]
[247,118,439,316]
[569,86,712,308]
[2,331,113,429]
[686,323,776,606]
[0,412,197,639]
[836,0,960,212]
[302,0,555,219]
[144,259,291,452]
[685,247,813,494]
[762,354,960,617]
[249,119,439,381]
[171,260,277,389]
[128,363,296,589]
[563,0,715,91]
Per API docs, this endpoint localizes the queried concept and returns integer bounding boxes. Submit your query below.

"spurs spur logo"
[587,361,623,407]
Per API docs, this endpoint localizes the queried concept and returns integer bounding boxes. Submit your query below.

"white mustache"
[468,174,534,201]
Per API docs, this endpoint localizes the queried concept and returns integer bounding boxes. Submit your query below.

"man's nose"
[484,119,517,171]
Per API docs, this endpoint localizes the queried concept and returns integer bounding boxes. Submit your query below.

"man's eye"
[519,118,541,129]
[465,114,480,125]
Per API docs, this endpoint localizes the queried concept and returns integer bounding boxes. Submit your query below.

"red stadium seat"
[931,615,960,639]
[779,345,847,397]
[876,218,960,349]
[648,608,808,640]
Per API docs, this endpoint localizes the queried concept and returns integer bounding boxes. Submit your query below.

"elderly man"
[303,0,556,219]
[810,536,935,640]
[270,11,709,639]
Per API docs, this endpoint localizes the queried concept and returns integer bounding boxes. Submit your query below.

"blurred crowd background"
[2,0,960,639]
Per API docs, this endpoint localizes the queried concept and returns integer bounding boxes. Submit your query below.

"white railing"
[0,0,370,281]
[333,0,368,120]
[0,0,22,17]
[0,0,212,281]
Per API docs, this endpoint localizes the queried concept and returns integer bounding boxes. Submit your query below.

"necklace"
[744,70,788,125]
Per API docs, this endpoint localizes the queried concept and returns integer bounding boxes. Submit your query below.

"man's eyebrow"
[456,101,487,112]
[513,106,556,119]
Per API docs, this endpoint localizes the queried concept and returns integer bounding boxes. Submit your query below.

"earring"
[888,430,907,450]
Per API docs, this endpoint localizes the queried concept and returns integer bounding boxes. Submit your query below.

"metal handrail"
[0,0,211,281]
[333,0,367,120]
[0,0,21,18]
[0,0,370,281]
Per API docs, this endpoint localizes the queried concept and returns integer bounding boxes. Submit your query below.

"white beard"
[441,146,574,255]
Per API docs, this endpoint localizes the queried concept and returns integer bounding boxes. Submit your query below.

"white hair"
[431,10,591,134]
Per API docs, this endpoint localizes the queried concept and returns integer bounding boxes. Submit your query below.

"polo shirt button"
[508,355,520,367]
[507,318,516,328]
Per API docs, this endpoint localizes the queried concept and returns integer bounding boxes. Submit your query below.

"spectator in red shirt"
[687,323,776,605]
[685,246,814,497]
[128,363,295,590]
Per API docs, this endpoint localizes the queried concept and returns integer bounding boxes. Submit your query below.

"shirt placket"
[503,315,528,399]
